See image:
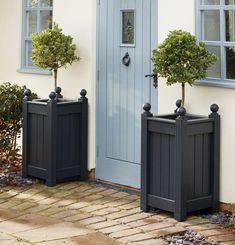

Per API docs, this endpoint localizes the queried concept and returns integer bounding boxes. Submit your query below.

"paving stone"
[37,197,59,205]
[39,232,122,245]
[100,224,130,234]
[120,201,140,210]
[11,202,37,211]
[91,207,120,216]
[57,182,81,190]
[78,216,107,225]
[25,204,49,213]
[0,208,23,222]
[187,223,219,231]
[199,228,232,237]
[128,239,168,245]
[39,206,63,216]
[105,199,133,207]
[14,222,93,242]
[149,226,187,238]
[111,191,130,198]
[67,201,91,210]
[87,220,120,230]
[110,228,141,239]
[177,216,209,227]
[118,233,155,243]
[79,204,106,213]
[220,242,235,245]
[0,200,22,209]
[54,198,77,208]
[83,194,104,201]
[91,196,120,205]
[64,213,92,222]
[84,187,107,194]
[51,190,76,198]
[115,213,152,224]
[140,222,174,232]
[208,234,235,243]
[50,209,79,219]
[127,218,160,228]
[98,189,119,196]
[123,194,140,201]
[106,208,142,220]
[0,214,60,233]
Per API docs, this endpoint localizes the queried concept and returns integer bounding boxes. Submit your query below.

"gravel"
[0,170,38,187]
[203,212,231,225]
[165,230,219,245]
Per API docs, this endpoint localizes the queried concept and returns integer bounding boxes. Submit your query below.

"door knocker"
[122,52,131,66]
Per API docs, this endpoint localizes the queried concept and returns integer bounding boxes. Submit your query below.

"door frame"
[95,0,158,184]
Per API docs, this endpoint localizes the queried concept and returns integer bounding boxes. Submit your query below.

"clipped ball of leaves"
[151,30,217,86]
[31,23,80,71]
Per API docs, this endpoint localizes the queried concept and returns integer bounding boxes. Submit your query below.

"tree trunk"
[53,69,58,90]
[181,83,185,107]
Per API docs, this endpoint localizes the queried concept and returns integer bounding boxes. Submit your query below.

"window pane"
[27,11,37,37]
[203,11,220,41]
[27,0,39,7]
[206,46,221,78]
[226,11,235,41]
[41,0,53,7]
[226,0,235,5]
[226,47,235,79]
[201,0,220,5]
[40,10,53,31]
[122,11,135,45]
[26,41,34,67]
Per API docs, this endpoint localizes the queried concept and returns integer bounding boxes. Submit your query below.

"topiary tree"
[151,30,217,107]
[31,23,80,90]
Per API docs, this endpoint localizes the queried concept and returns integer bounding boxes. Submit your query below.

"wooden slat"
[148,120,175,135]
[28,103,47,115]
[148,194,175,212]
[187,196,212,212]
[187,122,213,135]
[195,134,203,198]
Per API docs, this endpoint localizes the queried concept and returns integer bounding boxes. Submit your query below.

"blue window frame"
[19,0,53,74]
[196,0,235,88]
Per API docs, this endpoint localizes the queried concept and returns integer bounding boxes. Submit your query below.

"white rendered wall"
[0,0,97,170]
[158,0,235,203]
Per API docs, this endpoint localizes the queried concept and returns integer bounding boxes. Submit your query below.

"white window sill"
[17,68,52,75]
[194,79,235,89]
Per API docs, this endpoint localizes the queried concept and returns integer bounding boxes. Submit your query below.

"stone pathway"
[0,181,234,244]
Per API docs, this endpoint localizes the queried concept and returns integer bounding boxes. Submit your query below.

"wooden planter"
[141,102,220,221]
[22,89,88,186]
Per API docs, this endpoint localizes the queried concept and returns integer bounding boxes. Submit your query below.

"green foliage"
[0,83,38,163]
[152,30,217,86]
[152,30,217,107]
[31,23,80,89]
[32,23,79,71]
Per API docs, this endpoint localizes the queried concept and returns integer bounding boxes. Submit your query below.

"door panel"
[97,0,157,188]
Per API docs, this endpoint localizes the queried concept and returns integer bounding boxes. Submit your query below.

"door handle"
[145,73,158,88]
[122,52,131,66]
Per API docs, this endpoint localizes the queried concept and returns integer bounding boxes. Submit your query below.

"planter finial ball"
[49,91,56,100]
[143,103,151,112]
[24,89,31,97]
[178,107,186,117]
[80,89,87,97]
[55,86,62,94]
[210,104,219,113]
[176,99,182,108]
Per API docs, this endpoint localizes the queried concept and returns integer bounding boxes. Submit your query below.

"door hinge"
[96,145,99,158]
[98,0,100,5]
[97,70,100,81]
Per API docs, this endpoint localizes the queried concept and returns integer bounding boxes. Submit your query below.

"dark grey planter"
[22,89,88,186]
[141,101,220,221]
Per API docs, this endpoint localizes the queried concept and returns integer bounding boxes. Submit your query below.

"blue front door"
[97,0,157,188]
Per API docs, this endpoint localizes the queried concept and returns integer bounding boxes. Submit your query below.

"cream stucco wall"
[0,0,234,203]
[158,0,235,203]
[0,0,97,170]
